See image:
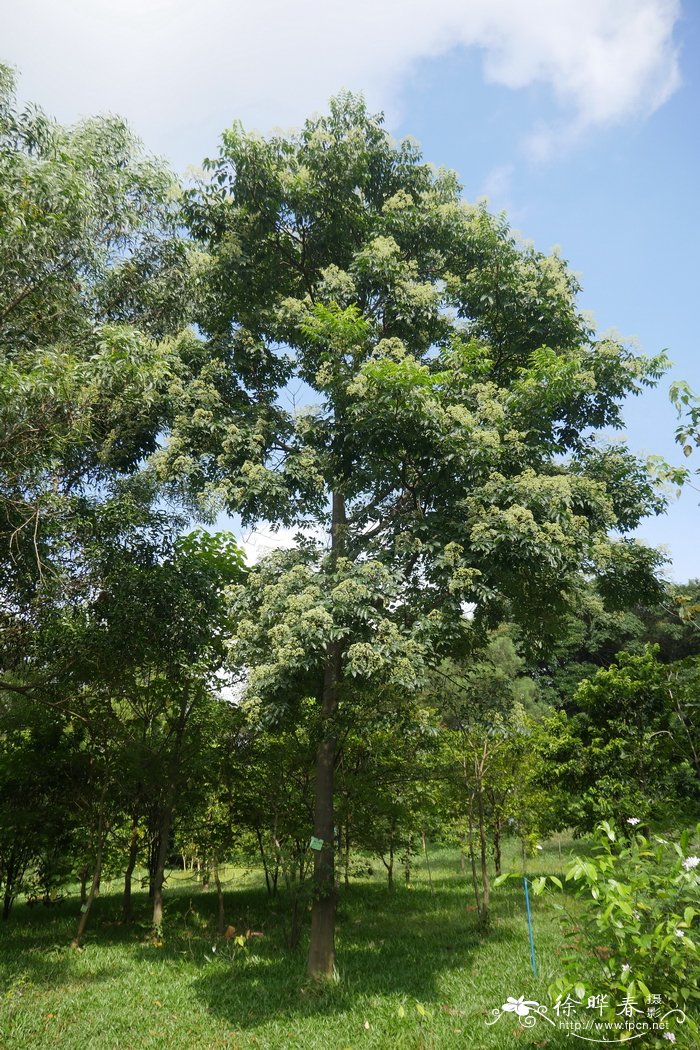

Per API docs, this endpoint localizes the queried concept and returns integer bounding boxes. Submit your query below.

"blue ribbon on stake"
[523,876,537,977]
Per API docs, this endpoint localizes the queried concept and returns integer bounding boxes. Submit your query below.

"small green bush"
[537,821,699,1046]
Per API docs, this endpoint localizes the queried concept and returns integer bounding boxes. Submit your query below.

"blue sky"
[4,0,698,579]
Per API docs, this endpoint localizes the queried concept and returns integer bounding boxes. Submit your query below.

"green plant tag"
[309,836,324,851]
[80,904,88,913]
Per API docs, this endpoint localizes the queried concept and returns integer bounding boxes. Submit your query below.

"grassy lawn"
[0,838,586,1049]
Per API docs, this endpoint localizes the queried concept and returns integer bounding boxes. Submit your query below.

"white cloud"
[2,0,681,165]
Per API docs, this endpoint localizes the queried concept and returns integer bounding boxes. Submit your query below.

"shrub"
[536,821,699,1046]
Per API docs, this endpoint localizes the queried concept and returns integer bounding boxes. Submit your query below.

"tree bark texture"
[151,806,173,928]
[307,491,345,978]
[307,639,341,977]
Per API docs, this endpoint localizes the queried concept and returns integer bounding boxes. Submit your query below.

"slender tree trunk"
[213,863,225,937]
[668,678,700,778]
[151,688,190,930]
[493,816,502,878]
[147,820,158,898]
[476,775,490,926]
[404,833,413,884]
[467,808,481,914]
[71,856,104,948]
[122,824,140,923]
[343,818,351,888]
[385,821,396,888]
[383,840,395,888]
[2,876,14,920]
[421,829,434,893]
[307,491,345,979]
[256,827,273,896]
[71,785,108,948]
[1,850,29,920]
[79,868,89,906]
[151,806,173,928]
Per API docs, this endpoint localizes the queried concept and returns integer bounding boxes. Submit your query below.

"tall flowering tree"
[174,94,667,976]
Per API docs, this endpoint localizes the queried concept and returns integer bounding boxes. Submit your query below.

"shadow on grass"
[0,863,553,1032]
[0,909,136,995]
[190,880,519,1032]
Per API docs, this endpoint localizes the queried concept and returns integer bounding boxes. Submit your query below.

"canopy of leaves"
[171,94,670,706]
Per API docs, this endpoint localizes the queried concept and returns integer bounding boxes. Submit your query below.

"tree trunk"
[422,829,434,893]
[150,688,190,930]
[71,785,108,948]
[256,827,273,896]
[71,856,104,948]
[476,779,490,927]
[147,819,158,898]
[404,833,413,884]
[151,806,172,929]
[343,818,351,888]
[467,808,481,914]
[2,849,30,920]
[79,868,89,906]
[668,677,700,778]
[122,824,140,923]
[213,863,225,937]
[2,884,13,921]
[307,491,345,979]
[382,840,395,888]
[493,816,502,878]
[307,640,341,977]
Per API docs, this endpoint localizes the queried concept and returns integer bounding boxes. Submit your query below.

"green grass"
[0,838,582,1049]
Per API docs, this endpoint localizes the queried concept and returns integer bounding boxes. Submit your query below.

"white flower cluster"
[682,855,700,871]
